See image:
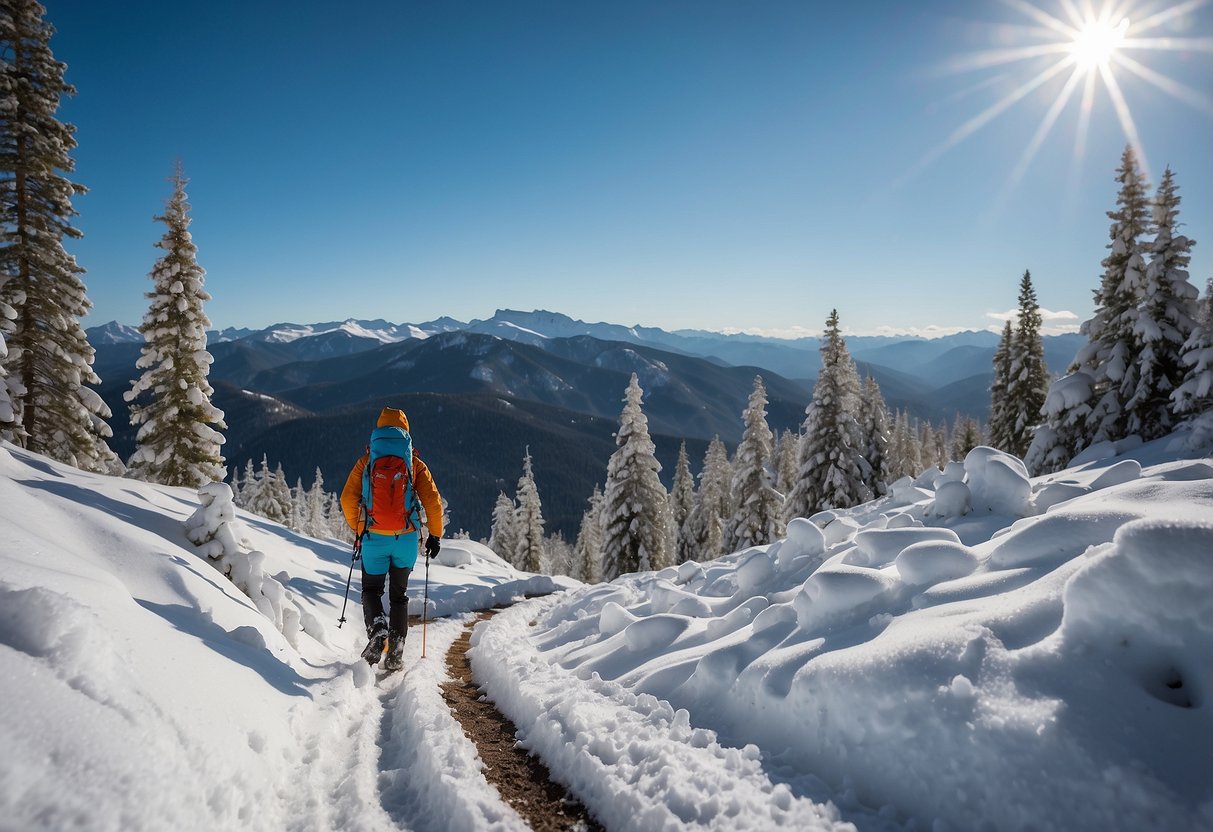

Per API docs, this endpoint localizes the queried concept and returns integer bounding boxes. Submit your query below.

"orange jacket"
[340,407,443,538]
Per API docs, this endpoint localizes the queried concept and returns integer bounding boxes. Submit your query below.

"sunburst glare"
[896,0,1212,197]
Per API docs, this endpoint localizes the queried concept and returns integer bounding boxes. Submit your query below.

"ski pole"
[338,515,367,627]
[421,534,431,658]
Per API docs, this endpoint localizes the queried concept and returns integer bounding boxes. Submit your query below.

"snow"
[3,419,1212,830]
[0,441,560,831]
[477,430,1213,831]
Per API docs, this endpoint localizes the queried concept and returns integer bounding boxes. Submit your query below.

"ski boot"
[382,629,406,674]
[361,615,389,665]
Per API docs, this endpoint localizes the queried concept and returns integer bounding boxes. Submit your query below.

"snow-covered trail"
[280,614,532,832]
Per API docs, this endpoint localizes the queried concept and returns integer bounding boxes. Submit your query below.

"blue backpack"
[361,425,420,533]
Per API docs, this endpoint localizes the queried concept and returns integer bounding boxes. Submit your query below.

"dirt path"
[441,611,604,832]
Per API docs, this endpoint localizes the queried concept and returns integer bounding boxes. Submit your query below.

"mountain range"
[87,310,1084,539]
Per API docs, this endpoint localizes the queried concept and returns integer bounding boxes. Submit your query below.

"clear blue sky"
[45,0,1213,336]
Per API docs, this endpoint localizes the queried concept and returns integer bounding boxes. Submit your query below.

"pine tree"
[857,375,891,495]
[542,533,572,577]
[1125,167,1199,439]
[124,165,226,487]
[513,449,546,572]
[785,310,871,521]
[1006,270,1049,457]
[1173,323,1213,417]
[287,477,306,531]
[235,458,257,508]
[685,436,731,561]
[1197,278,1213,327]
[1172,270,1213,417]
[571,486,604,583]
[918,421,938,470]
[987,320,1016,452]
[0,297,20,434]
[934,423,950,466]
[773,429,800,496]
[951,415,983,460]
[245,456,290,524]
[669,441,696,564]
[0,1,118,471]
[1080,145,1153,443]
[304,467,330,538]
[327,491,354,544]
[488,492,518,564]
[903,412,925,476]
[601,373,672,579]
[1028,147,1153,472]
[726,376,784,550]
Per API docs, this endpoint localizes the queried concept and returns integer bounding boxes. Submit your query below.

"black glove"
[425,535,441,559]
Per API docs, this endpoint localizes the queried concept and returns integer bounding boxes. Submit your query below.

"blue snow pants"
[360,531,418,635]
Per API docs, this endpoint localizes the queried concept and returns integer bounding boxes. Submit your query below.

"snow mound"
[793,565,899,633]
[964,446,1032,515]
[1059,518,1213,710]
[849,526,962,567]
[927,479,970,517]
[894,540,979,586]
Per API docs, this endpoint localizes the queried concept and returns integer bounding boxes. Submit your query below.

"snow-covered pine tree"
[951,415,983,460]
[226,465,242,505]
[287,477,306,531]
[235,458,257,508]
[1006,270,1049,457]
[895,410,923,479]
[987,320,1016,452]
[0,298,20,436]
[304,467,330,538]
[271,463,293,523]
[571,485,604,583]
[1028,147,1152,472]
[917,421,939,470]
[1172,268,1213,419]
[726,375,784,550]
[0,1,119,472]
[1198,278,1213,327]
[327,491,355,544]
[1173,322,1213,417]
[785,310,871,521]
[669,441,696,564]
[542,533,572,576]
[513,449,546,573]
[245,456,289,524]
[124,165,226,487]
[685,435,730,561]
[601,373,672,579]
[1125,167,1199,439]
[1081,145,1153,443]
[488,492,519,564]
[774,429,800,496]
[857,375,890,495]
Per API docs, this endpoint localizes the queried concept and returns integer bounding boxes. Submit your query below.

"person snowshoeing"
[341,406,443,672]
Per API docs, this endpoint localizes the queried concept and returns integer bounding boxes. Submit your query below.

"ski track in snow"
[373,615,529,832]
[283,615,532,832]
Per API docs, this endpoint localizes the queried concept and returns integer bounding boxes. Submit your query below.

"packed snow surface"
[3,424,1211,831]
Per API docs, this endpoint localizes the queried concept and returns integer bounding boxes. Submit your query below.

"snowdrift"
[477,431,1213,831]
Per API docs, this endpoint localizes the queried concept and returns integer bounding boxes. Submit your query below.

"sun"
[1070,16,1130,71]
[893,0,1212,196]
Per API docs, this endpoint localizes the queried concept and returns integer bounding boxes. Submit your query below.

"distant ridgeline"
[90,311,1080,539]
